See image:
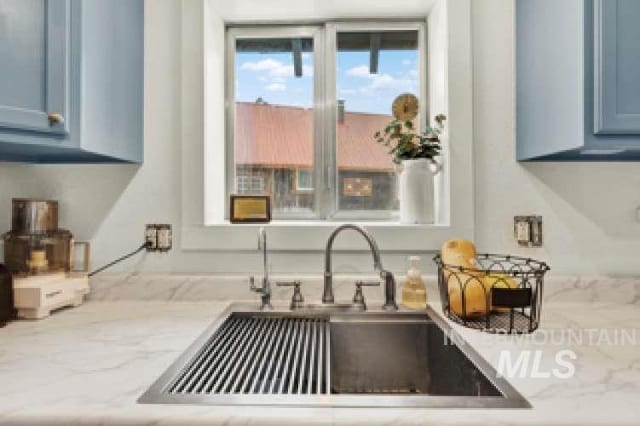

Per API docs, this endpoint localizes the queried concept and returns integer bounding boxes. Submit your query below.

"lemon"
[447,272,488,318]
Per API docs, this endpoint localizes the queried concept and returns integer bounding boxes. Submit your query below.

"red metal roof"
[235,102,395,172]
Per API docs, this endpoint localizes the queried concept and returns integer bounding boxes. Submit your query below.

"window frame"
[225,21,428,222]
[183,0,476,252]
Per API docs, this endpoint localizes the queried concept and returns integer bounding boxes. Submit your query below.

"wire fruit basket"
[433,253,550,334]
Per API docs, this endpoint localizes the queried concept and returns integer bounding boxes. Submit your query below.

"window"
[236,175,265,193]
[295,169,314,192]
[226,23,426,221]
[335,29,420,215]
[228,28,319,217]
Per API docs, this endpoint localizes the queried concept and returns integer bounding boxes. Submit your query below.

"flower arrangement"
[374,114,446,164]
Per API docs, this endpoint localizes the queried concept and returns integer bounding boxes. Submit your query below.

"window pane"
[234,37,315,215]
[296,169,313,191]
[336,31,419,213]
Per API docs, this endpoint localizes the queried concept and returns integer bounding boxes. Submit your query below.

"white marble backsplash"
[88,273,640,306]
[542,276,640,304]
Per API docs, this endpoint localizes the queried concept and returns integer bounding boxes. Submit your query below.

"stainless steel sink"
[330,317,501,398]
[138,304,529,408]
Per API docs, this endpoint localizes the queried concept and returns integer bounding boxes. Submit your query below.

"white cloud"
[270,64,313,78]
[370,74,399,89]
[402,59,414,66]
[346,65,418,91]
[346,65,372,77]
[345,64,417,94]
[241,58,313,78]
[241,58,282,72]
[265,82,287,92]
[361,77,414,95]
[339,88,358,95]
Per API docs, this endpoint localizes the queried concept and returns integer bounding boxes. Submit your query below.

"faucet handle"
[355,280,380,287]
[277,281,304,310]
[352,281,379,311]
[276,280,302,288]
[249,275,264,294]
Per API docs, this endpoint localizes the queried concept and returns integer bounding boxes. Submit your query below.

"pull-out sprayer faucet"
[323,224,398,311]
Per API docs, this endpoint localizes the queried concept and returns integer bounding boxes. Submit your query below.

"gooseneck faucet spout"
[323,224,398,310]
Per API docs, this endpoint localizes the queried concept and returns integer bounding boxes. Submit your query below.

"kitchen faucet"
[249,227,272,310]
[323,224,398,311]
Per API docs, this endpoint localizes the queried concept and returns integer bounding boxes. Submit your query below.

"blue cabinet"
[593,0,640,135]
[0,0,69,136]
[517,0,640,161]
[0,0,143,163]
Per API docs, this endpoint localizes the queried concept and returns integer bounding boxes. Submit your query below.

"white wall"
[1,0,640,276]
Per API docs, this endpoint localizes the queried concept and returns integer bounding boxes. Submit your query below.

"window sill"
[181,221,467,252]
[216,220,445,228]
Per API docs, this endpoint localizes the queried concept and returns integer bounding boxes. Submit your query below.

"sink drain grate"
[168,315,330,395]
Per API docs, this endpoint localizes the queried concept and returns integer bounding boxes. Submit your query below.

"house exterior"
[234,101,398,212]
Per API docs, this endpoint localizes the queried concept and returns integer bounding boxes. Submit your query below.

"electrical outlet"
[145,225,158,251]
[514,216,542,247]
[145,224,172,252]
[156,224,172,252]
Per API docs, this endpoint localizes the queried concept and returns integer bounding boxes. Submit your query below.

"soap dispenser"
[401,256,427,310]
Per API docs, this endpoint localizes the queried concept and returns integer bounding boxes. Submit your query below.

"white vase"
[398,159,439,224]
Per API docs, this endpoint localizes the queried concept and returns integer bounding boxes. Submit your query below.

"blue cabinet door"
[0,0,69,135]
[594,0,640,134]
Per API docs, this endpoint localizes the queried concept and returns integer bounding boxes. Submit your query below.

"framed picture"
[230,195,271,223]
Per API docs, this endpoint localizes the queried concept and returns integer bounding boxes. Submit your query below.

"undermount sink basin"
[138,304,529,408]
[330,317,500,397]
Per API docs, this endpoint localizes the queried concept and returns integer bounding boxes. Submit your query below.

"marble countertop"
[1,275,640,425]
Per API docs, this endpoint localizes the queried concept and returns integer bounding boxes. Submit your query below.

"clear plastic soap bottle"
[401,256,427,309]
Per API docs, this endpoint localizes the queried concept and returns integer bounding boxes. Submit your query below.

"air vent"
[168,315,330,395]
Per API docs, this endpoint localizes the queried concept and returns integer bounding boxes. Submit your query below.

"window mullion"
[313,27,327,220]
[323,23,338,219]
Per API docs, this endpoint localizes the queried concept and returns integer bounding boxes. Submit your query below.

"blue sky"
[235,49,418,115]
